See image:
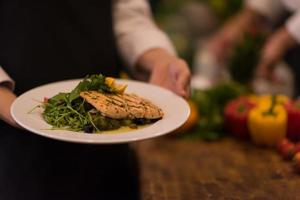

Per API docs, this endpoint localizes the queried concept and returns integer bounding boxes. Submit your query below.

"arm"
[0,67,18,127]
[0,67,15,90]
[0,86,18,127]
[255,12,299,80]
[286,11,300,45]
[113,0,176,69]
[208,8,261,63]
[245,0,284,22]
[113,0,190,98]
[208,0,284,64]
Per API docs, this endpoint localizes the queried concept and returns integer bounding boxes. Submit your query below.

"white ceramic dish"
[11,79,190,144]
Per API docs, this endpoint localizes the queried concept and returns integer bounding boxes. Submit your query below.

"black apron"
[0,1,139,199]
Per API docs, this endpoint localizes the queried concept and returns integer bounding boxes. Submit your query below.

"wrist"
[0,84,14,94]
[0,80,14,91]
[280,27,297,50]
[240,9,260,29]
[0,86,17,125]
[219,8,260,44]
[136,48,174,72]
[259,27,295,71]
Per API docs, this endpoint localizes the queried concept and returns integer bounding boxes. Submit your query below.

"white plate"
[11,79,190,144]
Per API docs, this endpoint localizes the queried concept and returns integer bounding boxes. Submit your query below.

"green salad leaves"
[42,74,111,132]
[42,74,148,133]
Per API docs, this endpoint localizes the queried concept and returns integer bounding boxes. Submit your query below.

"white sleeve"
[0,67,15,90]
[286,11,300,44]
[113,0,176,68]
[245,0,285,22]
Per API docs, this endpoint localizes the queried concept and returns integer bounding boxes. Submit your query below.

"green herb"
[228,31,266,84]
[42,74,119,132]
[185,81,248,141]
[68,74,115,102]
[40,74,152,133]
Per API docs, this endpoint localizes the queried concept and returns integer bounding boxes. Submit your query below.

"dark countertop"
[134,137,300,200]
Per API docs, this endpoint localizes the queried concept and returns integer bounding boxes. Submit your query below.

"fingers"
[255,31,285,81]
[255,62,273,81]
[7,116,21,129]
[209,35,230,64]
[170,59,191,98]
[149,63,166,84]
[208,20,243,64]
[256,27,296,80]
[149,57,191,98]
[140,48,191,98]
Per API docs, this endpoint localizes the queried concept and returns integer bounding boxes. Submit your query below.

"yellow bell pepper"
[248,96,287,147]
[105,77,115,87]
[105,77,127,93]
[258,94,290,109]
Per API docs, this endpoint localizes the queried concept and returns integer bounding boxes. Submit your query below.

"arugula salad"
[41,74,160,133]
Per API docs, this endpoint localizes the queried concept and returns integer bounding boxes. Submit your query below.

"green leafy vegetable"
[68,74,115,102]
[186,81,248,141]
[41,74,150,133]
[228,31,266,84]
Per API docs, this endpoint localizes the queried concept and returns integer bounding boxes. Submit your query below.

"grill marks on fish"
[80,91,164,119]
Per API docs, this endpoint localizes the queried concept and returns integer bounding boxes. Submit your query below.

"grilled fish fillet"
[80,91,164,119]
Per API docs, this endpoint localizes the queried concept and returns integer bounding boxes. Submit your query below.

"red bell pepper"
[286,100,300,142]
[224,97,255,139]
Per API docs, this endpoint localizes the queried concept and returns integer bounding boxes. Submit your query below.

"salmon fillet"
[80,91,164,119]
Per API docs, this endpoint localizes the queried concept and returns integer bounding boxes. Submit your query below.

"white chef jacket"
[246,0,300,42]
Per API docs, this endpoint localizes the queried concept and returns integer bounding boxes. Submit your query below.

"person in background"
[0,0,190,199]
[208,0,300,93]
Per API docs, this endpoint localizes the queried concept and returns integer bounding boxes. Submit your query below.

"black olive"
[133,118,153,125]
[83,124,94,133]
[133,118,146,125]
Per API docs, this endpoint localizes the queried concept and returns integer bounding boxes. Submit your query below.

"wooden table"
[134,137,300,200]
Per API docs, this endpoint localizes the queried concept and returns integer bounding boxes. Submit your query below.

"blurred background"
[149,0,298,141]
[150,0,294,96]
